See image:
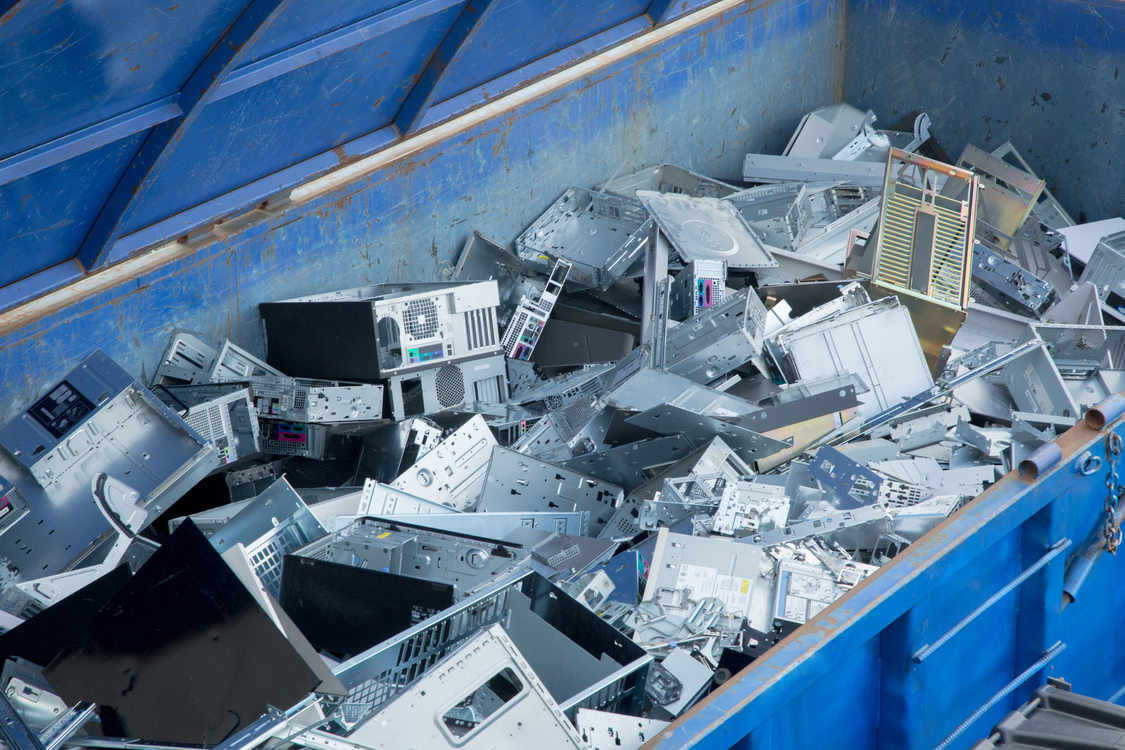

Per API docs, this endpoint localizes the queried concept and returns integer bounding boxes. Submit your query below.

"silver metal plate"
[347,624,584,749]
[391,414,497,510]
[637,191,777,269]
[478,447,624,533]
[625,405,789,462]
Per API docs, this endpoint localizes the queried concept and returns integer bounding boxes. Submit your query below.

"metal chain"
[1104,432,1122,554]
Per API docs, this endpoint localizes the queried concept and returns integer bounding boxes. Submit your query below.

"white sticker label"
[675,563,717,603]
[673,564,752,616]
[714,574,753,616]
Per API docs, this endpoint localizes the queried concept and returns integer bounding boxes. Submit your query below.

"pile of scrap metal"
[0,102,1119,750]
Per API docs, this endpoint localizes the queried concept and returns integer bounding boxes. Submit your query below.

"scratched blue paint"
[3,2,1125,748]
[844,0,1125,222]
[1,0,713,299]
[875,532,1023,749]
[414,14,654,132]
[238,0,411,62]
[427,0,650,103]
[119,5,463,231]
[747,639,881,749]
[0,0,245,157]
[0,133,145,286]
[649,0,717,24]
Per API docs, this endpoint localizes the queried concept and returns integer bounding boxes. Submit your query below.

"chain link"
[1104,432,1122,554]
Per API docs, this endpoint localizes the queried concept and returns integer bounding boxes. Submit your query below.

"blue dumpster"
[1,0,1124,748]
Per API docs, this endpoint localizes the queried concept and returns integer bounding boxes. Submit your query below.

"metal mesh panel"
[435,365,466,407]
[403,299,440,340]
[746,289,768,335]
[1036,325,1125,370]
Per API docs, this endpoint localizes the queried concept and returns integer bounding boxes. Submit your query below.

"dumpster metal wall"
[666,11,1125,744]
[0,0,844,422]
[4,1,1125,746]
[845,0,1125,223]
[653,413,1125,749]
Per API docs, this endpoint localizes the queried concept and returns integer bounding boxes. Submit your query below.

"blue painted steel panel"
[0,0,841,419]
[4,1,1125,747]
[750,639,882,749]
[119,5,463,231]
[97,126,399,268]
[414,14,653,131]
[875,532,1024,749]
[0,95,180,186]
[75,0,297,269]
[844,0,1125,222]
[0,0,246,157]
[393,0,494,135]
[0,134,145,286]
[647,0,718,25]
[239,0,408,62]
[427,0,650,103]
[0,262,84,313]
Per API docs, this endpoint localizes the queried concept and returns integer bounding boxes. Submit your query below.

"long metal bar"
[0,97,181,186]
[911,538,1071,663]
[215,0,466,102]
[75,0,296,270]
[640,225,670,350]
[840,339,1044,442]
[0,689,44,750]
[64,740,200,750]
[41,703,96,750]
[392,0,496,135]
[930,641,1066,750]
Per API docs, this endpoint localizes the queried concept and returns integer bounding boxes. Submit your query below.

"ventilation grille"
[556,397,598,437]
[1038,326,1116,369]
[874,184,972,309]
[339,586,511,728]
[746,290,768,337]
[784,191,813,243]
[465,307,497,350]
[472,375,504,405]
[185,404,225,443]
[403,299,440,340]
[246,524,303,597]
[435,365,466,408]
